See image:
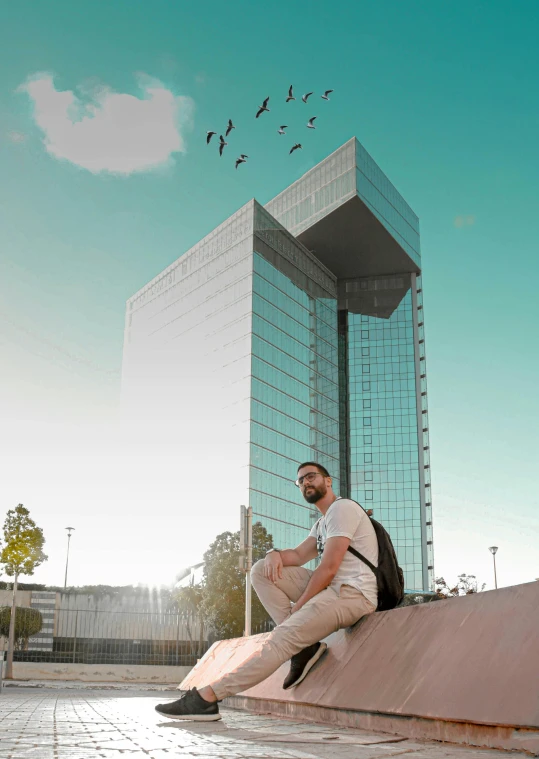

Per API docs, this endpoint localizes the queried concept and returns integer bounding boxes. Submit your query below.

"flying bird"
[302,92,313,103]
[225,119,235,137]
[256,97,270,118]
[286,85,295,102]
[235,154,248,169]
[290,143,302,154]
[321,90,334,100]
[206,131,216,144]
[307,117,317,129]
[219,135,227,156]
[277,125,288,135]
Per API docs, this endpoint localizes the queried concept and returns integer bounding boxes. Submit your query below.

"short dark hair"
[296,461,331,478]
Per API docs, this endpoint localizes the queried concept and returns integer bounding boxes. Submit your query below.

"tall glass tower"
[122,138,434,591]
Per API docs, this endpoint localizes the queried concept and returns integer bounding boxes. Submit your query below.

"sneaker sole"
[284,642,328,690]
[155,710,222,721]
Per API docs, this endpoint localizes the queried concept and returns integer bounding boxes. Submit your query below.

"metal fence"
[251,619,275,635]
[10,608,211,666]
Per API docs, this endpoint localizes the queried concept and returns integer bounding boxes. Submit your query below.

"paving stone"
[0,687,531,759]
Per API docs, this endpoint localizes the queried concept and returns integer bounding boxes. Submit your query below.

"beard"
[303,482,327,504]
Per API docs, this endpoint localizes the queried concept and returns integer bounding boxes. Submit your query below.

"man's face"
[297,467,329,504]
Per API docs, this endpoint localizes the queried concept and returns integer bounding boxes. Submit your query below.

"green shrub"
[0,606,43,650]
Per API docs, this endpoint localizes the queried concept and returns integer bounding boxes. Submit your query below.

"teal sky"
[1,1,538,589]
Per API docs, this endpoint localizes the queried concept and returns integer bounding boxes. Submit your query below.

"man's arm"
[280,537,318,567]
[263,537,318,582]
[290,535,350,614]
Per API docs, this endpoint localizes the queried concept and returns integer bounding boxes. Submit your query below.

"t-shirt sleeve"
[325,500,362,540]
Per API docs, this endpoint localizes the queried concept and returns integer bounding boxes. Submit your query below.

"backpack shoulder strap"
[341,499,379,575]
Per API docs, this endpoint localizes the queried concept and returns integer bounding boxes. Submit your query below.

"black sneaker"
[282,641,328,690]
[155,688,221,721]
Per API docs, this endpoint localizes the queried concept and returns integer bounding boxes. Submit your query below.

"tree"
[435,573,486,598]
[0,607,43,650]
[201,522,274,640]
[171,584,207,658]
[398,592,441,606]
[0,504,48,678]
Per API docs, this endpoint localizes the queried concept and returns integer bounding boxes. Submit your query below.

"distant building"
[0,587,205,665]
[121,138,434,591]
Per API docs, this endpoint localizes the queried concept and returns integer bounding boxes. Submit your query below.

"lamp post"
[488,546,498,589]
[64,527,75,588]
[239,505,252,636]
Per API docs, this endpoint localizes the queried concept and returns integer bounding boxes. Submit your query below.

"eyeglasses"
[295,472,324,488]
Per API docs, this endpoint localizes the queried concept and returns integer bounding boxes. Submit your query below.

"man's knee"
[266,621,315,660]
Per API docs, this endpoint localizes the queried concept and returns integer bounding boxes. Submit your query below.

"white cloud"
[454,214,476,228]
[6,130,27,143]
[18,72,194,175]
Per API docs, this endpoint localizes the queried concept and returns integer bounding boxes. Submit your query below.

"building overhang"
[264,138,421,316]
[296,194,420,281]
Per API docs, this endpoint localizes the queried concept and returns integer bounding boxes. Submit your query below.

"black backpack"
[316,500,405,612]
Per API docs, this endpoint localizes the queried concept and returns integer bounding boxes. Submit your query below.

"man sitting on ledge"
[156,461,379,721]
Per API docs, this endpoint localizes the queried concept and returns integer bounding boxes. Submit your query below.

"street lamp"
[488,546,498,589]
[64,527,75,588]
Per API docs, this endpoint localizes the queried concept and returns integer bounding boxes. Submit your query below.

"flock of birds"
[206,85,334,168]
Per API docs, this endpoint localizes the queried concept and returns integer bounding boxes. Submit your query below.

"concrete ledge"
[225,697,539,755]
[181,582,539,754]
[7,662,191,684]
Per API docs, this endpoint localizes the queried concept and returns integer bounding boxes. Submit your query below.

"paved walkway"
[0,687,530,759]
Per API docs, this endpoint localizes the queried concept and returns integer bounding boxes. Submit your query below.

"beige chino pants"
[211,559,376,700]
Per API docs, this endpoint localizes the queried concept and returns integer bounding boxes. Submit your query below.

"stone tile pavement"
[0,687,533,759]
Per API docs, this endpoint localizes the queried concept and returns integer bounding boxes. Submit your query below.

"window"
[363,417,371,426]
[363,364,370,374]
[364,453,372,463]
[364,435,372,445]
[365,471,373,481]
[361,347,370,357]
[363,399,371,409]
[366,490,373,500]
[362,381,371,391]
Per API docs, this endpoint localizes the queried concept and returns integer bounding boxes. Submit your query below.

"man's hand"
[264,551,283,582]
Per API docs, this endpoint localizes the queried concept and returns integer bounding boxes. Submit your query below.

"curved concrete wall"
[181,582,539,752]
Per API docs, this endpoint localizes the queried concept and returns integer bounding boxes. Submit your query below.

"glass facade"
[265,139,433,591]
[122,139,434,592]
[345,277,424,591]
[266,139,356,238]
[355,141,421,268]
[121,203,257,542]
[249,204,340,550]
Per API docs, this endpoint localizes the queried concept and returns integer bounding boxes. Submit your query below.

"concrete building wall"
[5,661,191,684]
[0,590,32,607]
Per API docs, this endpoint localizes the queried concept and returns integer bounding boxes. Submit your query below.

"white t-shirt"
[309,498,379,607]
